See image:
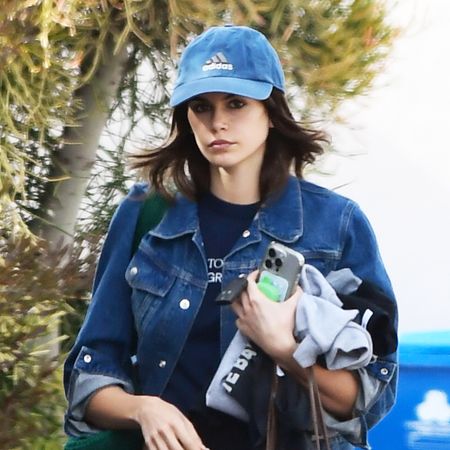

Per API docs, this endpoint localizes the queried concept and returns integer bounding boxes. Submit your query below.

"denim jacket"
[64,176,398,449]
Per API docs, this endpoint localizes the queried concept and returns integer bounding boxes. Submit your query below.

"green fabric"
[64,429,143,450]
[65,191,168,450]
[132,191,169,254]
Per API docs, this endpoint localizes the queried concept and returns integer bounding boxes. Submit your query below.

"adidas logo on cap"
[202,52,234,72]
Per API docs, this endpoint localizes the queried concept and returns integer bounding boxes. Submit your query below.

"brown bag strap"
[265,364,278,450]
[266,365,331,450]
[307,367,331,450]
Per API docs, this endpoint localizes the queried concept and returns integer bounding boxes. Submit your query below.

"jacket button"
[159,360,166,368]
[380,367,389,376]
[130,267,138,276]
[83,354,92,363]
[242,230,250,238]
[179,299,190,310]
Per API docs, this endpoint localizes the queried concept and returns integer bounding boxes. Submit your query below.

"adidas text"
[202,62,234,71]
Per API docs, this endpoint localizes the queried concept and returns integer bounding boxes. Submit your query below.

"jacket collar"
[151,176,304,243]
[257,176,303,242]
[150,194,199,239]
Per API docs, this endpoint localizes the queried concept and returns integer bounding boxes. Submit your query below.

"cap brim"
[170,77,273,107]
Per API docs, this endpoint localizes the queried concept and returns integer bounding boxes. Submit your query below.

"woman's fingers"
[145,423,202,450]
[147,434,172,450]
[176,417,207,450]
[247,270,259,282]
[138,397,206,450]
[231,269,302,360]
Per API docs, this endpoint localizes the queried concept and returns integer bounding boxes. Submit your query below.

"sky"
[308,0,450,335]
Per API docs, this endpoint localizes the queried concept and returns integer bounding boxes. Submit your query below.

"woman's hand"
[134,396,207,450]
[85,386,208,450]
[231,270,302,363]
[231,272,359,419]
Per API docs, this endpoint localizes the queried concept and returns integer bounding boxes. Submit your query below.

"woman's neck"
[209,167,260,204]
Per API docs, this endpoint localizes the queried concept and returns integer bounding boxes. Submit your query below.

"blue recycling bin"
[369,330,450,450]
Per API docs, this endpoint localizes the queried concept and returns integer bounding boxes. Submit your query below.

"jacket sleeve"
[333,202,398,447]
[63,183,148,436]
[337,203,395,301]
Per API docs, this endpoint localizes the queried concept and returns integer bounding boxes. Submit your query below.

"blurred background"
[309,0,450,335]
[309,3,450,447]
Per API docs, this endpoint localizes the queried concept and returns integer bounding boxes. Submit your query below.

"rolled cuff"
[64,372,134,437]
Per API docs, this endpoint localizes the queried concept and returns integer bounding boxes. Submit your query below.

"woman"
[64,26,398,450]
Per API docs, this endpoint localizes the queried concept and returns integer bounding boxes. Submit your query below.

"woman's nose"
[211,108,228,131]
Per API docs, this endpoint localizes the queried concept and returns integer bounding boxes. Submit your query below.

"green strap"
[64,429,143,450]
[132,191,169,254]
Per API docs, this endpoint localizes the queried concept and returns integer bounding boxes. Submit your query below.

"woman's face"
[187,92,271,176]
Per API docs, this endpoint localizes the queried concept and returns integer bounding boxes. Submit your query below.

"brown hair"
[130,89,327,201]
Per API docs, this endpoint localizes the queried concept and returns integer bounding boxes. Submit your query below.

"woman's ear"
[269,119,274,128]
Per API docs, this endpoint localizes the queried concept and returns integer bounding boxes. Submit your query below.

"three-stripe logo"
[202,52,234,71]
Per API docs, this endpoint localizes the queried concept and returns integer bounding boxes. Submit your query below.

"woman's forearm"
[84,385,143,430]
[84,385,206,450]
[275,350,359,420]
[231,278,360,420]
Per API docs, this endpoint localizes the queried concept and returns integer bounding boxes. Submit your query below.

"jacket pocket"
[126,248,176,334]
[299,248,340,275]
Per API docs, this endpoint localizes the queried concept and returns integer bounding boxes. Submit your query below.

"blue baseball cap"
[170,26,285,107]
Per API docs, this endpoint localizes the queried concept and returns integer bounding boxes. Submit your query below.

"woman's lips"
[209,140,234,150]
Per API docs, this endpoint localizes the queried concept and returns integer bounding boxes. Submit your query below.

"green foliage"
[0,237,95,449]
[1,0,398,238]
[265,0,397,113]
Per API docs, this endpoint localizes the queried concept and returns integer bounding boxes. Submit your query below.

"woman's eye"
[189,102,210,113]
[229,99,245,109]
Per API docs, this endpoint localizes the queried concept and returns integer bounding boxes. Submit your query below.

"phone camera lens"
[265,259,273,269]
[275,258,282,267]
[268,248,276,258]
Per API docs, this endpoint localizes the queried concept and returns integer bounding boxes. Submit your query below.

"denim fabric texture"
[64,176,398,449]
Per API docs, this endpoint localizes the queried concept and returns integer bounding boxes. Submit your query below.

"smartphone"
[257,242,304,302]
